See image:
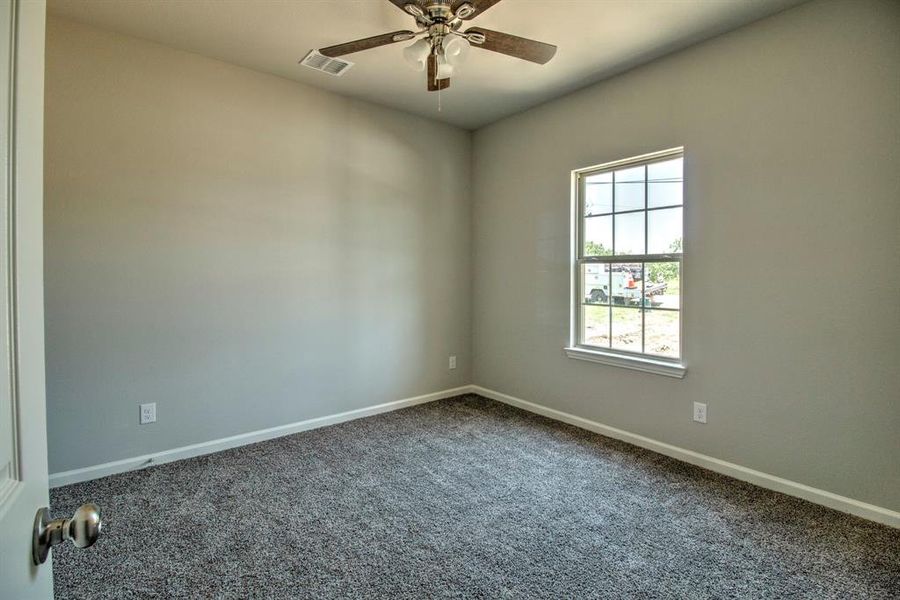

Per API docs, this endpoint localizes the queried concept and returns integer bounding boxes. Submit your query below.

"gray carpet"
[51,394,899,599]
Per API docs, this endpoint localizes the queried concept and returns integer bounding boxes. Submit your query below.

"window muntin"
[574,148,683,362]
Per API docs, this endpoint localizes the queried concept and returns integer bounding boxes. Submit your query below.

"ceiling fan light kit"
[303,0,557,92]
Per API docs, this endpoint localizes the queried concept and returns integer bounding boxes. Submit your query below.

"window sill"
[564,347,686,379]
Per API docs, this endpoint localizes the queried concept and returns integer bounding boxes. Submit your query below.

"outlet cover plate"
[140,402,157,425]
[693,402,707,424]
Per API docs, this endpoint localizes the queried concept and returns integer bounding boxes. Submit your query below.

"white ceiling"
[47,0,807,130]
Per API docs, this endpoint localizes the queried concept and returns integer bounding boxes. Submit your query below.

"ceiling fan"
[301,0,557,91]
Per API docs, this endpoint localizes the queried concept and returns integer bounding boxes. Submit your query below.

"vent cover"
[299,50,354,77]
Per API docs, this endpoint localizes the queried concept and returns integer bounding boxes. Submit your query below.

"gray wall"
[472,0,900,511]
[46,1,900,512]
[44,17,472,473]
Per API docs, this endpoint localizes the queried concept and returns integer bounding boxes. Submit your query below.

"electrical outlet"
[449,355,457,370]
[140,403,157,425]
[693,402,707,424]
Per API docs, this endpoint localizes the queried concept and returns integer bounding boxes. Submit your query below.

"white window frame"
[566,147,686,378]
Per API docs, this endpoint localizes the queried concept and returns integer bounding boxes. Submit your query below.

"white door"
[0,0,52,597]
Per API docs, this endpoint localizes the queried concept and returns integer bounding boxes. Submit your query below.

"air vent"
[299,50,354,77]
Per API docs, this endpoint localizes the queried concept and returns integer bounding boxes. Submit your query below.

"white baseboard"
[49,386,472,488]
[50,383,899,529]
[470,385,900,529]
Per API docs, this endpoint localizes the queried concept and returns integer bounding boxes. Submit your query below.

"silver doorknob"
[32,503,102,565]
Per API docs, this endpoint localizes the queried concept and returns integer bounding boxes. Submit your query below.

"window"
[567,148,685,378]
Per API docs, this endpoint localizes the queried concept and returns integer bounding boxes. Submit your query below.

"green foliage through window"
[584,241,612,256]
[647,238,682,282]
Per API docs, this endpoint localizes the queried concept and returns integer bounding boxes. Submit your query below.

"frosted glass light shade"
[442,36,470,66]
[436,58,454,79]
[403,39,430,71]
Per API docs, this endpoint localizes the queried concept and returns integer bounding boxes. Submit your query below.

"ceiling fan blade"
[319,30,416,58]
[464,27,557,64]
[427,54,451,92]
[453,0,503,20]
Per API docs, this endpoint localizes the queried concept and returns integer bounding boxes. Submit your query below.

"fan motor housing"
[423,1,454,22]
[429,23,452,37]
